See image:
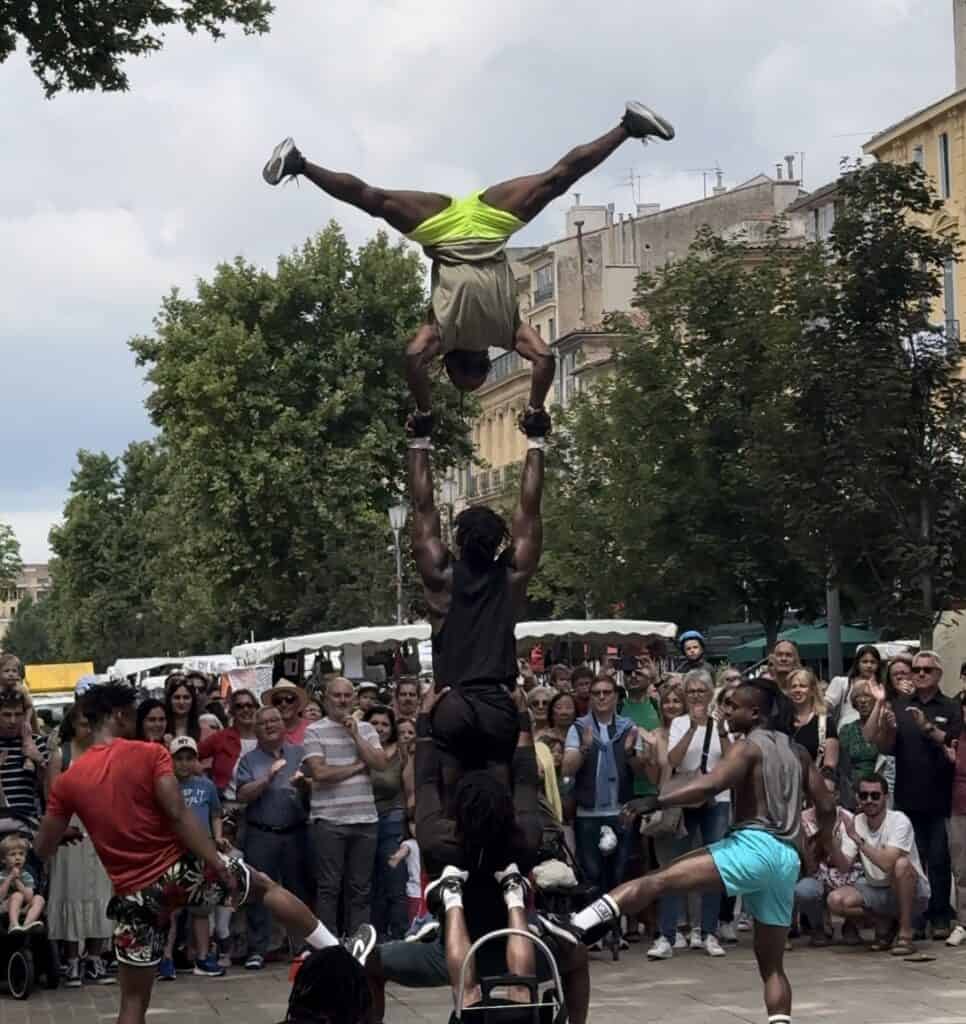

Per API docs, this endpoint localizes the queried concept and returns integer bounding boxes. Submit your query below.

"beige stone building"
[456,173,806,506]
[0,563,51,647]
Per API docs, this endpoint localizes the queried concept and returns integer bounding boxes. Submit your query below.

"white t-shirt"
[825,676,859,729]
[400,837,422,898]
[223,736,258,801]
[667,717,729,804]
[839,809,930,889]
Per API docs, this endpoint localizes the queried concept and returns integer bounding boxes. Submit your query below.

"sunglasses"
[591,689,615,697]
[857,791,884,802]
[911,666,937,675]
[274,695,298,705]
[233,702,256,711]
[531,700,550,707]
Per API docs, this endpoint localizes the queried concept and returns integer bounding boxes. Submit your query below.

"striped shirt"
[303,718,380,825]
[0,734,49,831]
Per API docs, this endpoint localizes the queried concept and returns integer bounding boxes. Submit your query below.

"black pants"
[430,683,520,771]
[907,812,953,925]
[312,820,378,936]
[244,824,311,955]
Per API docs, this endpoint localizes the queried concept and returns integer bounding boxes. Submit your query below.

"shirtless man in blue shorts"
[538,682,836,1024]
[262,102,674,433]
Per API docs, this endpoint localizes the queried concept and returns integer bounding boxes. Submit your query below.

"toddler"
[0,834,45,932]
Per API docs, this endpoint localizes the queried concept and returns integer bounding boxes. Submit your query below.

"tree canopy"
[1,0,272,96]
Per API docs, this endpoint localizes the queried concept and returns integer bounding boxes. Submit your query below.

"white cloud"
[0,0,955,560]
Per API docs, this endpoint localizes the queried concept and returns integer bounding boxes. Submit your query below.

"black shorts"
[431,683,519,769]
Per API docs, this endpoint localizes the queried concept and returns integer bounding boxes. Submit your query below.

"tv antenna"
[686,163,721,198]
[611,166,642,207]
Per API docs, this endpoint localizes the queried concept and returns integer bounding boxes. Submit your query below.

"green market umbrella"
[726,624,880,664]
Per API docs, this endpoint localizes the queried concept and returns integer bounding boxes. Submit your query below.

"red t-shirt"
[198,728,242,789]
[47,739,183,895]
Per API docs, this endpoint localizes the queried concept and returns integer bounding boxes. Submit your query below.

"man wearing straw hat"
[262,679,310,746]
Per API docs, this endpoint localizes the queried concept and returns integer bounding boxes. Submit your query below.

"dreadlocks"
[454,505,510,571]
[454,770,516,871]
[284,947,370,1024]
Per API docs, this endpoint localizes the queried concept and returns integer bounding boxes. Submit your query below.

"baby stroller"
[452,928,567,1024]
[531,825,623,962]
[0,816,60,999]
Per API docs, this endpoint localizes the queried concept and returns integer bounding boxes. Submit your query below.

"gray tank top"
[735,728,803,845]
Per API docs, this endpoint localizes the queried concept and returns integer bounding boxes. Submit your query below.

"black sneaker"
[622,102,675,141]
[535,913,585,947]
[518,406,552,438]
[262,137,306,185]
[343,923,377,967]
[424,865,468,916]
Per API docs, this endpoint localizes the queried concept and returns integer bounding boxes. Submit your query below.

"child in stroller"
[0,835,45,933]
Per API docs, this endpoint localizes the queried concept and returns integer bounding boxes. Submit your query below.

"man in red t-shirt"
[35,682,376,1024]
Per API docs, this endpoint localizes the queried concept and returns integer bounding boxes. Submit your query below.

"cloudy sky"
[0,0,954,561]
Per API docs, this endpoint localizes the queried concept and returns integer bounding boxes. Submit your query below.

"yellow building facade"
[864,87,966,338]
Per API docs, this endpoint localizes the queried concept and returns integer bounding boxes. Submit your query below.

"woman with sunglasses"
[527,686,554,733]
[198,688,260,800]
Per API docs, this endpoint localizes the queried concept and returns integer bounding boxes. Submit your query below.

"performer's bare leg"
[481,124,633,224]
[299,163,451,235]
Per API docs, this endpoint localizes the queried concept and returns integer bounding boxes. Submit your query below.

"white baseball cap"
[169,736,198,756]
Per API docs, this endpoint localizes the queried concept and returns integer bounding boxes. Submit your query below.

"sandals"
[868,926,897,952]
[890,938,917,957]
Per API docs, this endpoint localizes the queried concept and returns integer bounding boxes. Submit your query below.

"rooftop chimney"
[776,163,783,180]
[712,168,726,195]
[785,154,796,181]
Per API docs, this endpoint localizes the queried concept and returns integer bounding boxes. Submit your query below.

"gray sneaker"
[623,102,675,141]
[262,137,305,185]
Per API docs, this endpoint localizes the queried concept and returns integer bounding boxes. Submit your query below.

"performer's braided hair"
[454,506,511,570]
[284,947,371,1024]
[454,770,516,870]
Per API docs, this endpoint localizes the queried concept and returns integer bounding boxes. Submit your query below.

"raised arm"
[407,448,450,595]
[510,447,545,591]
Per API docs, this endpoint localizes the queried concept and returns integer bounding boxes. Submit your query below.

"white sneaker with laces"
[947,924,966,947]
[689,927,703,950]
[704,934,726,957]
[673,929,687,950]
[647,935,673,960]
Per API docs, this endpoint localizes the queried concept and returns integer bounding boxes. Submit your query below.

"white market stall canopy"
[231,640,286,667]
[283,624,432,652]
[108,657,186,679]
[514,619,677,645]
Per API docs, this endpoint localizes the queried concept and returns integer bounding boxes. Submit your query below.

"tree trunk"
[826,576,844,678]
[920,491,935,650]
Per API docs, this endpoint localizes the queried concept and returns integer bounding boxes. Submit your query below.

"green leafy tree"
[0,521,21,597]
[2,596,53,664]
[130,225,471,647]
[1,0,272,97]
[788,160,965,643]
[45,443,168,668]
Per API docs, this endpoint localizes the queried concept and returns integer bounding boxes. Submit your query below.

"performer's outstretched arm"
[407,448,450,595]
[510,448,545,595]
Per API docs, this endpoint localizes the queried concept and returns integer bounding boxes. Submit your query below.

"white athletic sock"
[768,1015,791,1024]
[503,885,526,912]
[305,922,339,950]
[443,887,464,912]
[572,894,619,932]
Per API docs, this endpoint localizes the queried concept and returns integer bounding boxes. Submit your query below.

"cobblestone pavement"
[1,938,966,1024]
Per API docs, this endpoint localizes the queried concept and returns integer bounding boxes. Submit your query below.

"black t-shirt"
[893,691,963,817]
[790,713,837,763]
[432,559,517,688]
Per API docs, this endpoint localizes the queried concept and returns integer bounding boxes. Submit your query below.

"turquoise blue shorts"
[708,829,800,927]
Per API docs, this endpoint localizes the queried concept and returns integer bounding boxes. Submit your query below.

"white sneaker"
[673,929,688,949]
[719,921,737,943]
[689,927,703,950]
[647,936,673,960]
[704,934,726,957]
[947,924,966,947]
[736,913,752,931]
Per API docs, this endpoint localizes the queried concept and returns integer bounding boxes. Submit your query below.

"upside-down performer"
[263,102,674,425]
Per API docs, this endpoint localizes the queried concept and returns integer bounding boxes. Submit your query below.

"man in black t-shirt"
[866,650,963,938]
[406,413,546,785]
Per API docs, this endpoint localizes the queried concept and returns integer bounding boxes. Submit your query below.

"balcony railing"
[532,283,554,305]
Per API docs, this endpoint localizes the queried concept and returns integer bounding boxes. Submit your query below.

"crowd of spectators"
[0,630,964,997]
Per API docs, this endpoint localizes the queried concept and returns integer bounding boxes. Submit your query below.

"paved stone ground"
[2,938,966,1024]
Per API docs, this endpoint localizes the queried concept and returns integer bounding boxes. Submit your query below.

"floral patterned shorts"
[107,853,251,967]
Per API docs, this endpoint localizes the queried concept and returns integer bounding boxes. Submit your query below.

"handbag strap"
[699,721,714,774]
